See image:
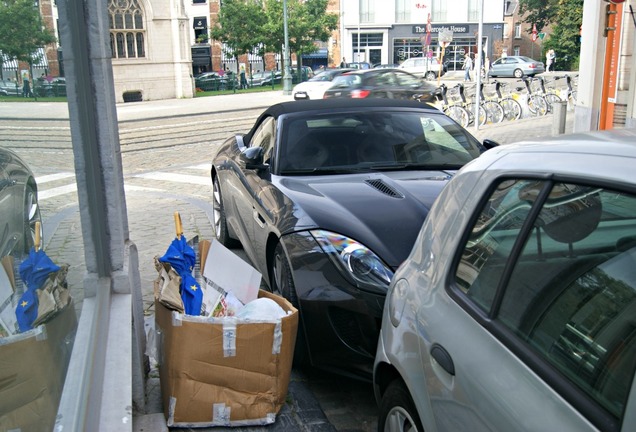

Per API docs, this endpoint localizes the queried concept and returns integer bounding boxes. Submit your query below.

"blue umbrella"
[15,222,60,332]
[158,212,202,316]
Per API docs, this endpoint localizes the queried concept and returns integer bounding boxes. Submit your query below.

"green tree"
[518,0,559,32]
[0,0,56,67]
[519,0,583,71]
[209,0,266,71]
[543,0,583,70]
[262,0,338,74]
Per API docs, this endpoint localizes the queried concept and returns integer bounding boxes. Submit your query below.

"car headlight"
[310,230,394,292]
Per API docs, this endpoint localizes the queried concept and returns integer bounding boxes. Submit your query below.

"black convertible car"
[211,99,495,378]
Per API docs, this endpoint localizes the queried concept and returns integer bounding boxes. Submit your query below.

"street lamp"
[282,0,292,94]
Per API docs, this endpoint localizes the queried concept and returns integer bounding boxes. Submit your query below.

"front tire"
[271,242,308,366]
[23,184,42,253]
[212,175,240,247]
[424,71,436,81]
[378,380,423,432]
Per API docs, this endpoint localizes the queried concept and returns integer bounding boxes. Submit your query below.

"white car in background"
[374,129,636,432]
[398,57,447,80]
[291,68,353,100]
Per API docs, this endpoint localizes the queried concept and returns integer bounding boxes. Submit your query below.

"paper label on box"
[222,322,236,357]
[213,403,231,425]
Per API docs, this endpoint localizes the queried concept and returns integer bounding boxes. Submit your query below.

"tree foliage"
[519,0,583,70]
[209,0,267,65]
[211,0,337,70]
[547,0,583,70]
[518,0,559,32]
[0,0,56,64]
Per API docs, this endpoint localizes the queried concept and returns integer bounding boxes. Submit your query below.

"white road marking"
[36,173,75,183]
[134,172,210,186]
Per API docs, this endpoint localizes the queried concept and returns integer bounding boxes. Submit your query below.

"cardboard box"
[155,290,298,427]
[0,302,77,431]
[154,239,298,427]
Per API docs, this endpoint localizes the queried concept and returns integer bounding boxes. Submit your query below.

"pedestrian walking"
[463,54,473,82]
[239,67,248,89]
[339,57,347,68]
[22,76,32,98]
[546,49,556,72]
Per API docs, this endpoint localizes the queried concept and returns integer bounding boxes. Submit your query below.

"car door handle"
[430,343,455,376]
[253,209,265,228]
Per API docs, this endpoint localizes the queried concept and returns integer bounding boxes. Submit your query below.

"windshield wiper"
[368,163,464,171]
[281,167,365,175]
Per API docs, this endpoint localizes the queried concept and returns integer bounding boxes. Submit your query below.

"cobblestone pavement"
[4,89,575,432]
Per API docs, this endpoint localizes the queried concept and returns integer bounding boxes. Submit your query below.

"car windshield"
[331,74,362,87]
[279,111,482,175]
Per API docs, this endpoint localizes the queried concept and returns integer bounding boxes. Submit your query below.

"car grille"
[364,179,404,198]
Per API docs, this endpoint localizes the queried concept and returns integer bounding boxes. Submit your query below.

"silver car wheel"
[25,185,42,252]
[212,177,222,238]
[385,406,419,432]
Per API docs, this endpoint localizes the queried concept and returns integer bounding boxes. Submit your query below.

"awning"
[193,17,207,30]
[1,48,48,69]
[1,54,19,71]
[303,48,328,59]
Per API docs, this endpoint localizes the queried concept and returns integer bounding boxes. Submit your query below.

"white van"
[398,57,447,80]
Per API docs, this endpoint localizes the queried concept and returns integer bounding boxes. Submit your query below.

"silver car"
[0,79,21,96]
[374,129,636,432]
[0,147,42,258]
[488,55,545,78]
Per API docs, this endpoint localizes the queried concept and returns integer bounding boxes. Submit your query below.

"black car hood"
[275,170,455,268]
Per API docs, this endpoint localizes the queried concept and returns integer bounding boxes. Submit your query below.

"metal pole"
[282,0,292,94]
[474,0,484,132]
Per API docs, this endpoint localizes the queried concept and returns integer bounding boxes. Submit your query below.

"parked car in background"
[291,68,354,100]
[322,68,437,102]
[374,128,636,432]
[0,79,21,96]
[373,63,400,69]
[489,55,545,78]
[195,72,238,91]
[0,146,42,259]
[34,77,67,97]
[250,70,281,87]
[345,62,372,70]
[398,57,447,80]
[210,98,496,378]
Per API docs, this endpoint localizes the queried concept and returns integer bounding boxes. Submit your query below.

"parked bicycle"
[491,80,523,121]
[427,84,470,128]
[518,77,549,116]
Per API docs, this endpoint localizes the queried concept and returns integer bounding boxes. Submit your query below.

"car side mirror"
[482,139,500,149]
[240,146,268,170]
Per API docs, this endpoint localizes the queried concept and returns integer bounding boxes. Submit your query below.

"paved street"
[1,87,574,432]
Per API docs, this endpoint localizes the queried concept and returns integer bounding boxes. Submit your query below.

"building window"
[503,22,509,38]
[193,16,208,43]
[432,0,446,22]
[513,45,520,56]
[192,0,206,3]
[109,0,146,58]
[468,0,479,21]
[360,0,374,23]
[395,0,409,23]
[514,22,521,38]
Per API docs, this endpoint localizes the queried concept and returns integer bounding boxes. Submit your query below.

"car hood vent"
[364,178,404,198]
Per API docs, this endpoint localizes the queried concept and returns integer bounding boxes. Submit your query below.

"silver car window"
[455,179,636,422]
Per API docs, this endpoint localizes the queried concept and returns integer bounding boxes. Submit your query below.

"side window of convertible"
[455,178,636,422]
[250,116,275,163]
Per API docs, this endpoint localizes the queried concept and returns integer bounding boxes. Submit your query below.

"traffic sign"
[539,32,546,40]
[439,30,453,48]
